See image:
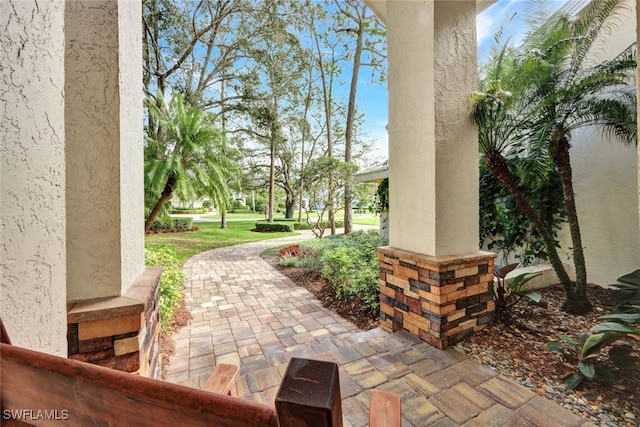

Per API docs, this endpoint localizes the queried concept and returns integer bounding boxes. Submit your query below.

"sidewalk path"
[165,232,595,427]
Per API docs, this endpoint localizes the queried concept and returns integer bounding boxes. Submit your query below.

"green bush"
[278,254,299,267]
[319,230,385,314]
[150,217,172,232]
[144,245,185,334]
[255,222,295,232]
[169,207,207,214]
[149,217,193,232]
[171,217,193,231]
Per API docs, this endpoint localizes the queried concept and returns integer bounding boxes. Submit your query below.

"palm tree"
[471,0,636,314]
[144,93,239,232]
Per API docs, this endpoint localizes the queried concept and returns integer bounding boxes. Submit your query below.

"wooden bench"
[1,319,400,426]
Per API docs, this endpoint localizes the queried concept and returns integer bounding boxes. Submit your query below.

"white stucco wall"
[557,0,639,285]
[118,0,145,295]
[1,0,68,356]
[65,0,144,301]
[388,0,478,256]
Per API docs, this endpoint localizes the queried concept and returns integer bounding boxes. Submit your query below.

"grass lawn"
[352,215,380,226]
[198,211,380,226]
[145,221,298,264]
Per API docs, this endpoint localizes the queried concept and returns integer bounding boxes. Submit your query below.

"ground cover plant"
[144,245,186,333]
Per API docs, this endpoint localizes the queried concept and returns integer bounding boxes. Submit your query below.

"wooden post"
[275,357,343,427]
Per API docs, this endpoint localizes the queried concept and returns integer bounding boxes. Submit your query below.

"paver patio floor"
[165,232,595,427]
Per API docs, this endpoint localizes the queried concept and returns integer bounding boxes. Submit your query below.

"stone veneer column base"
[377,247,496,349]
[67,267,162,378]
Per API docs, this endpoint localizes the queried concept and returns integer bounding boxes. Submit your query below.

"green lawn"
[198,211,380,226]
[145,221,298,264]
[352,216,380,226]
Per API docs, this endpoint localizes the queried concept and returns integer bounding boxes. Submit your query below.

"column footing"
[377,247,496,349]
[67,267,162,378]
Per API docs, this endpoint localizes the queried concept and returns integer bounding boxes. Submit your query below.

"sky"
[359,0,571,164]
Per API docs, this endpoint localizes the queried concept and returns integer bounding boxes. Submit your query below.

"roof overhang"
[364,0,498,25]
[354,162,389,183]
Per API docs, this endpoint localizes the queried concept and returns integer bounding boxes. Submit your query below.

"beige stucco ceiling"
[364,0,497,24]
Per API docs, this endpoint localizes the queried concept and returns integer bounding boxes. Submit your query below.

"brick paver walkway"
[165,233,595,427]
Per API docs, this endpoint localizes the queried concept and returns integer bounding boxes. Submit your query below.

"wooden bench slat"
[202,363,240,396]
[369,390,401,427]
[1,343,277,427]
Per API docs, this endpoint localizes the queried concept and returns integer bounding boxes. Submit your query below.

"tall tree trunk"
[220,208,227,229]
[485,153,575,302]
[144,173,177,233]
[268,138,275,223]
[552,137,592,314]
[285,197,295,219]
[313,23,335,235]
[343,21,364,235]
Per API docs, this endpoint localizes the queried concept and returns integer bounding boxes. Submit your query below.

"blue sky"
[360,0,570,163]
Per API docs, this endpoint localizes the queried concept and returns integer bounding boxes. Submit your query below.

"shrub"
[149,217,172,232]
[319,230,386,314]
[279,244,303,257]
[169,207,207,214]
[148,217,193,233]
[171,217,193,231]
[547,270,640,389]
[255,222,294,232]
[144,245,185,334]
[278,254,299,267]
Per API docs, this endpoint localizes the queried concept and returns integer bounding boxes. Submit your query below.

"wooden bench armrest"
[202,363,240,396]
[369,390,401,427]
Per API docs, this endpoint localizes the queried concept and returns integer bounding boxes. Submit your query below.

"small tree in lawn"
[144,93,238,232]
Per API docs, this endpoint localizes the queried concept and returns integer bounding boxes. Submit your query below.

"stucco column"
[387,0,479,256]
[378,1,495,349]
[1,0,67,356]
[65,0,144,301]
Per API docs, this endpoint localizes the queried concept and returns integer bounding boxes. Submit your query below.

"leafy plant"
[492,263,544,322]
[319,230,385,314]
[144,245,186,334]
[547,321,640,389]
[479,159,566,266]
[278,254,299,268]
[547,272,640,389]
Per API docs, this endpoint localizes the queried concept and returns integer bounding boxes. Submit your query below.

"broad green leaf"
[578,361,595,380]
[581,331,623,359]
[546,342,565,354]
[598,313,640,323]
[564,373,583,390]
[518,290,542,303]
[496,263,519,279]
[558,334,577,346]
[591,322,640,334]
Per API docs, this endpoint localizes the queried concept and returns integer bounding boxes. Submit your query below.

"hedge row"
[254,220,345,232]
[150,217,194,232]
[168,208,208,214]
